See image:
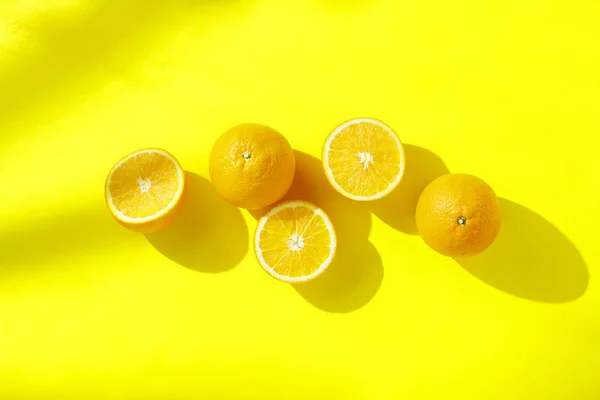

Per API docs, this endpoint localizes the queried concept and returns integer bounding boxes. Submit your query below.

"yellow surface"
[0,0,599,398]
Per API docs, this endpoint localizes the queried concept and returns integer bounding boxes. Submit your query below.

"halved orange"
[254,201,337,283]
[322,118,405,201]
[105,148,185,233]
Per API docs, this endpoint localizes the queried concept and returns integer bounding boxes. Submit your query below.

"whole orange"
[209,123,295,210]
[415,173,501,257]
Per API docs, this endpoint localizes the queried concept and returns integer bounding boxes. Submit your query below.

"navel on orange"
[105,149,185,233]
[322,118,405,201]
[254,201,337,283]
[415,173,501,257]
[209,123,295,210]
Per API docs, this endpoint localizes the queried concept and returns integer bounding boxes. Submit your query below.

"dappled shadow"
[0,0,244,136]
[253,151,383,313]
[0,203,133,277]
[371,144,449,234]
[146,172,248,273]
[457,199,589,303]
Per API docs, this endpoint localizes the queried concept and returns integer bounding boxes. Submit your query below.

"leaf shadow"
[146,172,248,273]
[371,144,449,234]
[457,199,589,303]
[0,205,122,276]
[252,151,383,313]
[0,0,244,136]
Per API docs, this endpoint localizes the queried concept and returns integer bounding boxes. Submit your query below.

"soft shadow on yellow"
[146,172,248,273]
[0,207,117,275]
[457,199,589,303]
[371,144,449,234]
[253,151,383,313]
[0,0,244,135]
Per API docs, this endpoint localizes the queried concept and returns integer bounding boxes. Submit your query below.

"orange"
[254,201,337,283]
[415,173,501,257]
[105,148,185,233]
[322,118,405,201]
[209,123,295,210]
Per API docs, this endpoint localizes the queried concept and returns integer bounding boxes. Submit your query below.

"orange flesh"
[109,152,180,219]
[258,205,333,278]
[327,121,402,197]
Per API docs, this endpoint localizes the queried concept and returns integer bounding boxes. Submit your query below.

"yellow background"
[1,0,599,399]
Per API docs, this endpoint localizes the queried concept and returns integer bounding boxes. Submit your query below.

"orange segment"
[323,118,405,201]
[254,201,336,283]
[105,149,185,233]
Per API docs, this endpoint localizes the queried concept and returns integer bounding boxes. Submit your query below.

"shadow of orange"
[371,144,449,234]
[457,199,589,302]
[146,172,248,273]
[252,151,383,313]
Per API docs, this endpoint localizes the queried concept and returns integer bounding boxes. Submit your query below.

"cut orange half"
[105,148,185,233]
[322,118,405,201]
[254,201,337,283]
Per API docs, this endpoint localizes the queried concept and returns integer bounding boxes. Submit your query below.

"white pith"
[137,177,152,193]
[287,233,305,251]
